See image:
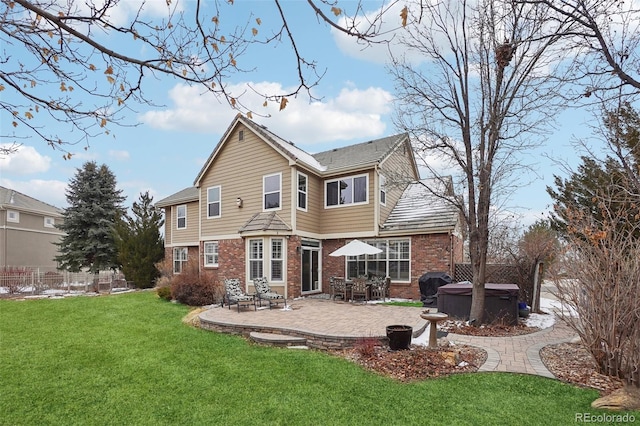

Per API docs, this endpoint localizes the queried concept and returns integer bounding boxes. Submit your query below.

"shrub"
[354,337,380,358]
[170,259,220,306]
[156,286,172,301]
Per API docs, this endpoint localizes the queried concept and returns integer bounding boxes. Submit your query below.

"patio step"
[249,332,308,348]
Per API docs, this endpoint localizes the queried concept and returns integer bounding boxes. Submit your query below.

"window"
[249,239,263,280]
[7,210,19,223]
[176,205,187,229]
[346,239,410,282]
[325,175,368,207]
[44,217,55,228]
[173,247,188,273]
[380,175,387,206]
[239,130,244,141]
[263,173,281,210]
[204,241,219,267]
[271,239,284,281]
[207,186,221,218]
[297,172,307,211]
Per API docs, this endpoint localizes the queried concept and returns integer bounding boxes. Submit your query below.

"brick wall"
[163,232,462,301]
[322,233,460,301]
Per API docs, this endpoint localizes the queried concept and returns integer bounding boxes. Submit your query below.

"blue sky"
[0,0,596,226]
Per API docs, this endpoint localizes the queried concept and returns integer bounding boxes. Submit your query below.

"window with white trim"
[380,175,387,206]
[346,239,410,281]
[7,210,19,223]
[297,172,307,211]
[263,173,281,210]
[204,241,219,267]
[325,174,368,207]
[176,205,187,229]
[173,247,188,273]
[249,239,263,280]
[44,217,55,228]
[271,238,284,281]
[207,186,221,218]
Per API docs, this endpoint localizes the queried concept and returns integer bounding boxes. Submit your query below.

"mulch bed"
[333,323,625,395]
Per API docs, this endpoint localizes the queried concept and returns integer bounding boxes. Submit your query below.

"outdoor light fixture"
[236,197,243,208]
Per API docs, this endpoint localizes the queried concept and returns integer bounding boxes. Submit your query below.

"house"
[156,115,464,300]
[0,186,64,272]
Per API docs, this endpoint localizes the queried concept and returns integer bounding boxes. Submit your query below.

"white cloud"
[0,178,68,208]
[0,145,51,175]
[331,2,414,65]
[139,82,393,144]
[109,150,130,161]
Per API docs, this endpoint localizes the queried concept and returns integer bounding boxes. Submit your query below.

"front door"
[301,241,320,293]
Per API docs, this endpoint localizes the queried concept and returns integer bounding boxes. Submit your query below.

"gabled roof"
[0,186,63,216]
[193,115,415,186]
[312,134,411,173]
[155,187,199,208]
[381,178,460,234]
[239,212,291,234]
[194,115,327,187]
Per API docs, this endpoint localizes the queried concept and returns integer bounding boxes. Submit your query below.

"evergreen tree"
[55,162,125,273]
[114,192,164,289]
[547,103,640,240]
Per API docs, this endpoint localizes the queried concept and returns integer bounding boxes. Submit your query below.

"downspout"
[374,165,380,237]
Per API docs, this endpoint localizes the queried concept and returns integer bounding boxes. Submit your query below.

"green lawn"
[0,292,636,425]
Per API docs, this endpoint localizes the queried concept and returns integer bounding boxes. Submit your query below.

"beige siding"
[320,171,375,235]
[0,210,63,270]
[200,125,292,237]
[295,170,322,233]
[163,208,172,245]
[170,201,199,244]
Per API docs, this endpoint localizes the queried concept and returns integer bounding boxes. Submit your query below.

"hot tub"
[436,282,519,325]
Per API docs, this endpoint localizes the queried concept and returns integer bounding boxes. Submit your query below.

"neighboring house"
[156,115,464,300]
[0,187,64,272]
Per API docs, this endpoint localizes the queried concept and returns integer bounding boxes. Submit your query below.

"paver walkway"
[447,321,576,377]
[199,293,578,379]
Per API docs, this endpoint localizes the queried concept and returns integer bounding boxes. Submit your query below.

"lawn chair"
[370,276,389,301]
[351,276,369,303]
[224,278,256,312]
[253,277,286,309]
[330,277,347,301]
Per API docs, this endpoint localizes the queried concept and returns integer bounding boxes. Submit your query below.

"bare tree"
[520,0,640,100]
[0,0,404,154]
[390,0,571,323]
[550,193,640,387]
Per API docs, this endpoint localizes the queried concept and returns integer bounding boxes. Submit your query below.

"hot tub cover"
[437,281,519,297]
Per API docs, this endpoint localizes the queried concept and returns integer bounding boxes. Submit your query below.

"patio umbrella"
[329,239,382,257]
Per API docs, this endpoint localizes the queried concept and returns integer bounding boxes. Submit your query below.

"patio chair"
[370,276,389,301]
[224,278,256,312]
[253,277,287,309]
[351,276,369,303]
[330,277,347,301]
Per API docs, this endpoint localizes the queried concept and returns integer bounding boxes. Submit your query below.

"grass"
[383,300,424,307]
[0,292,636,425]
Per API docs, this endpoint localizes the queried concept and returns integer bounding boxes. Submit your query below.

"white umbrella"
[329,239,383,257]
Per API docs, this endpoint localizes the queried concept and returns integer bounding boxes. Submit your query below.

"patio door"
[301,240,320,293]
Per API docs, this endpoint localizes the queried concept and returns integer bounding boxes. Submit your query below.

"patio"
[199,297,428,350]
